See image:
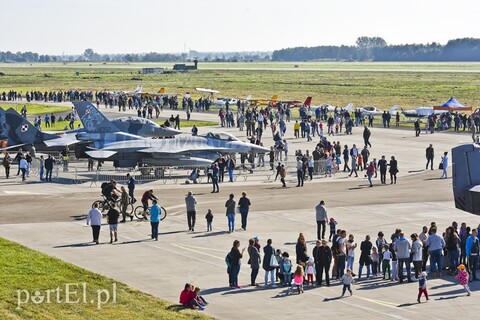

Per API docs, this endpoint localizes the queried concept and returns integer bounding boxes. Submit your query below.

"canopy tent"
[434,97,472,111]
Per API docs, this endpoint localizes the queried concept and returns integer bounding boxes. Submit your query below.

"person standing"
[238,192,251,231]
[394,232,412,283]
[248,238,261,286]
[185,191,197,232]
[411,233,423,279]
[414,119,421,137]
[425,144,434,170]
[342,145,350,172]
[229,240,245,289]
[225,194,236,233]
[426,227,446,276]
[86,203,102,244]
[120,186,133,222]
[263,239,277,288]
[465,228,479,281]
[296,157,304,187]
[44,155,54,182]
[388,156,398,184]
[126,173,136,203]
[106,203,120,244]
[313,239,332,286]
[358,235,373,279]
[39,155,45,181]
[150,199,161,241]
[227,156,236,182]
[2,152,12,179]
[440,151,448,179]
[19,156,28,181]
[279,164,286,188]
[211,163,219,193]
[315,200,328,240]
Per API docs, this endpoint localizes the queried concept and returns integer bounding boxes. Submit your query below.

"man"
[191,125,198,136]
[120,186,133,222]
[87,203,102,244]
[394,232,412,283]
[465,228,479,281]
[19,156,28,181]
[296,157,304,187]
[2,152,12,179]
[106,203,120,244]
[419,226,429,271]
[102,180,119,203]
[268,147,275,170]
[225,194,236,233]
[227,156,236,182]
[361,146,370,169]
[279,164,286,188]
[141,189,158,219]
[426,227,445,276]
[363,126,372,148]
[414,119,421,137]
[44,155,54,182]
[211,163,219,193]
[126,173,136,203]
[315,200,328,240]
[378,155,388,184]
[150,199,161,241]
[185,191,197,231]
[39,155,45,181]
[426,144,434,170]
[14,149,23,176]
[336,230,347,279]
[313,239,332,287]
[238,192,251,231]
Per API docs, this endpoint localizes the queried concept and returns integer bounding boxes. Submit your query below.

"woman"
[366,161,375,187]
[229,240,245,289]
[358,235,372,279]
[295,233,309,269]
[388,156,398,184]
[445,226,460,273]
[411,233,423,279]
[440,151,448,179]
[346,234,357,271]
[263,239,277,288]
[248,238,261,287]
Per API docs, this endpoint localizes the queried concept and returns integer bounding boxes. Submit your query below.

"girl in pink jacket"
[455,264,471,296]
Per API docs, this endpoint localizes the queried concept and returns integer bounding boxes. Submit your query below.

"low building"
[142,67,165,74]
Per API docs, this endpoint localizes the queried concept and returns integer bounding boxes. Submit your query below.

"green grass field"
[0,62,479,111]
[0,103,71,116]
[0,238,210,320]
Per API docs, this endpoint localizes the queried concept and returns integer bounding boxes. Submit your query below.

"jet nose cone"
[162,128,182,136]
[251,144,270,154]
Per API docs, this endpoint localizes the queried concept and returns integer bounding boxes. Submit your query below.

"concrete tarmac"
[0,107,479,319]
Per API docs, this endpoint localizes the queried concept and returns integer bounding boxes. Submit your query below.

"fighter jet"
[0,107,81,151]
[108,116,181,137]
[73,101,269,168]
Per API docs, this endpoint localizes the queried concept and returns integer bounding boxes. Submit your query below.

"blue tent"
[434,97,471,111]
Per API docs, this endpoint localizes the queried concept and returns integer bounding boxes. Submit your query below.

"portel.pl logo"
[17,283,117,309]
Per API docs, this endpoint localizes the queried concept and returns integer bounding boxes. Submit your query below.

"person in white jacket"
[411,233,423,279]
[87,203,102,244]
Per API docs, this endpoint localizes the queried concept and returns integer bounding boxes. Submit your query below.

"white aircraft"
[357,105,399,116]
[401,106,449,118]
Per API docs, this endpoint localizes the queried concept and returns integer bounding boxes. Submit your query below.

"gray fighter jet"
[73,101,269,168]
[109,116,181,138]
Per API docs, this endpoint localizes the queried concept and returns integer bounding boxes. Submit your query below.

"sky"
[2,0,479,55]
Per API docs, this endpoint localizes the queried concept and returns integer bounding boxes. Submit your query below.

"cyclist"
[101,179,120,203]
[141,189,158,219]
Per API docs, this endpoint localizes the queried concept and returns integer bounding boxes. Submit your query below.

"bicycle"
[134,205,167,221]
[92,195,133,217]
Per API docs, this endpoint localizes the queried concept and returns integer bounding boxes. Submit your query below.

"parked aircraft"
[357,105,399,116]
[73,101,269,168]
[401,106,449,118]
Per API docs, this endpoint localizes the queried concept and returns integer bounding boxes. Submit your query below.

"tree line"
[272,37,480,61]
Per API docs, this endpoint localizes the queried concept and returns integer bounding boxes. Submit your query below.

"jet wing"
[137,147,231,154]
[0,143,28,151]
[85,150,118,159]
[44,136,81,147]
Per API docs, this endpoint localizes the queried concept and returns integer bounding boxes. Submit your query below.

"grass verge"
[0,237,211,320]
[0,103,71,116]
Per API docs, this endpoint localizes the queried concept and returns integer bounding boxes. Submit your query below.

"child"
[371,247,379,277]
[389,242,399,281]
[205,209,213,232]
[281,252,293,286]
[290,265,304,294]
[306,257,315,286]
[193,287,208,309]
[455,264,471,296]
[329,218,338,242]
[179,283,203,309]
[382,245,392,279]
[357,154,363,171]
[340,269,354,297]
[417,272,429,303]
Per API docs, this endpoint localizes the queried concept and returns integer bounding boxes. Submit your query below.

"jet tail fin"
[73,101,120,133]
[304,97,312,106]
[345,103,353,111]
[4,108,57,146]
[390,105,399,113]
[135,85,142,93]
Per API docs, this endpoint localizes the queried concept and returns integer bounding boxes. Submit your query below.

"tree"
[356,36,387,49]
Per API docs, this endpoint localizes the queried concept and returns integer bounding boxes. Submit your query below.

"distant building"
[142,67,165,74]
[173,59,198,71]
